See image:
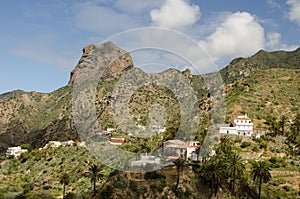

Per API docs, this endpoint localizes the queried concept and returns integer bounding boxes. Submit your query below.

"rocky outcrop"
[68,41,134,85]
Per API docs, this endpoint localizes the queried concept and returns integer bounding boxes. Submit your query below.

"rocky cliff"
[0,41,135,153]
[68,41,134,85]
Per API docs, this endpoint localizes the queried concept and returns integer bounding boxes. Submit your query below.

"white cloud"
[267,0,281,8]
[150,0,200,29]
[266,32,281,49]
[266,32,298,51]
[114,0,164,14]
[199,12,265,65]
[287,0,300,26]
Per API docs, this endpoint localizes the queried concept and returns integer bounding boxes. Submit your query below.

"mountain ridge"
[0,43,299,153]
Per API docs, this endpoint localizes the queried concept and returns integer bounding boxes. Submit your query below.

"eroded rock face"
[68,41,134,85]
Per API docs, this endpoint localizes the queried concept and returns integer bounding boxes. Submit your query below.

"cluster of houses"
[6,115,257,162]
[130,140,205,168]
[130,115,257,168]
[5,140,86,158]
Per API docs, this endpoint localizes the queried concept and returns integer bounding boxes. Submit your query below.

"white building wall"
[219,115,254,136]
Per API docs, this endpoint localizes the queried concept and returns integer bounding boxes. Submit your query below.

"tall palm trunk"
[214,182,218,197]
[175,168,180,190]
[63,184,66,198]
[209,181,214,199]
[93,179,96,194]
[232,167,236,195]
[258,175,262,199]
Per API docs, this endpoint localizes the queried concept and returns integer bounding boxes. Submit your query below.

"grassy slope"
[226,68,300,126]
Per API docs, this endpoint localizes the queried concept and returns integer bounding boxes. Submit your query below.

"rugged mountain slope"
[0,41,134,153]
[0,43,299,154]
[220,47,300,83]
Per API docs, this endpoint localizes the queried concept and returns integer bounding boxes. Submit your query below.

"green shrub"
[259,142,267,149]
[42,185,52,190]
[283,185,291,192]
[240,142,251,148]
[270,178,285,186]
[129,181,138,191]
[113,177,127,189]
[150,184,157,192]
[101,185,113,198]
[268,157,286,168]
[144,171,166,180]
[21,144,32,152]
[64,192,79,199]
[252,145,259,152]
[15,193,27,199]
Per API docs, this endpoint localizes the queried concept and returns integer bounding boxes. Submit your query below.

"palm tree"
[250,160,272,199]
[84,164,105,194]
[264,116,279,136]
[278,115,288,135]
[225,152,245,195]
[198,157,226,198]
[291,113,300,132]
[59,173,70,198]
[217,135,233,155]
[173,158,187,191]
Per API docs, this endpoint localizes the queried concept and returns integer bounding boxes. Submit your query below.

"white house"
[164,140,200,161]
[131,155,161,167]
[6,146,27,158]
[219,115,254,136]
[77,141,86,147]
[43,141,62,149]
[186,141,200,161]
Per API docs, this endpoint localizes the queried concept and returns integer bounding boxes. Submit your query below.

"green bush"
[101,185,113,198]
[21,144,32,152]
[144,171,166,180]
[113,177,127,189]
[240,141,251,148]
[270,178,285,186]
[268,157,286,168]
[252,145,259,152]
[42,185,52,190]
[259,142,267,149]
[15,193,27,199]
[283,185,291,192]
[129,181,138,191]
[64,192,79,199]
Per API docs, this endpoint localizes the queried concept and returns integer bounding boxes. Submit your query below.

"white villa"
[219,115,254,136]
[6,146,28,158]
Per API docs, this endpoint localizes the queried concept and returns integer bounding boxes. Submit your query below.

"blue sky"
[0,0,299,94]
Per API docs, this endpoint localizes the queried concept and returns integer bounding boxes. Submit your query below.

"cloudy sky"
[0,0,300,94]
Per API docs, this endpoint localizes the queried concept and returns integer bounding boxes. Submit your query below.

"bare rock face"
[68,41,134,85]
